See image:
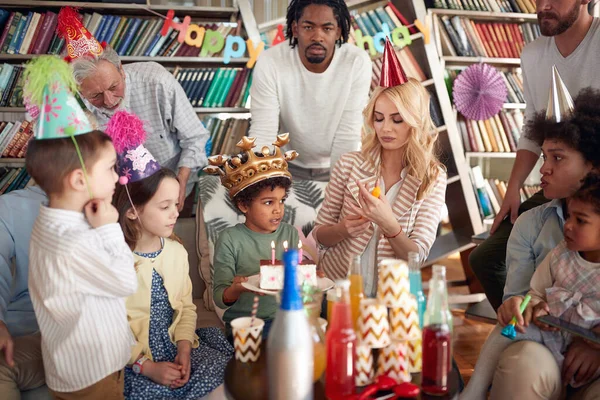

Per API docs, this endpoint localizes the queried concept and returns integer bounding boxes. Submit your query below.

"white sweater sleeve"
[249,54,280,147]
[330,53,372,167]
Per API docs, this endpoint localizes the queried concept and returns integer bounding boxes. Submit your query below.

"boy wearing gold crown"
[23,57,137,399]
[205,135,300,338]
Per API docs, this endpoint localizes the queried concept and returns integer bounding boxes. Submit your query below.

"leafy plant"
[293,180,324,209]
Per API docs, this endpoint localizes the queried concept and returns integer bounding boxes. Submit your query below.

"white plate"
[241,275,335,296]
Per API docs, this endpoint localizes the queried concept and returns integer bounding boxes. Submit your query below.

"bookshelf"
[0,0,261,163]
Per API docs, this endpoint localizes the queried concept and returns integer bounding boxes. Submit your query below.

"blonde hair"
[361,78,444,200]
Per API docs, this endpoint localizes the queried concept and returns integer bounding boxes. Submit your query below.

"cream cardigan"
[126,238,199,364]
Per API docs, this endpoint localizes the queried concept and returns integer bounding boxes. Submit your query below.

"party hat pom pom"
[105,111,147,154]
[57,7,83,39]
[22,56,78,108]
[119,176,129,185]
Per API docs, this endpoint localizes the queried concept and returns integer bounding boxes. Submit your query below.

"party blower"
[501,294,531,340]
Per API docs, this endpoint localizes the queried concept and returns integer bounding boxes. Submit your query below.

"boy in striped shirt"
[24,57,137,399]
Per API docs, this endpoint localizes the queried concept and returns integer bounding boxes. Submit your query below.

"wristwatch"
[132,355,149,375]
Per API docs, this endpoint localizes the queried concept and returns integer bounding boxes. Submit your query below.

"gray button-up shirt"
[86,62,209,185]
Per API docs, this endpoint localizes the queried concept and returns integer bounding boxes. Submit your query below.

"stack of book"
[445,68,524,104]
[350,2,418,40]
[173,67,253,109]
[471,165,540,219]
[436,15,540,57]
[430,0,536,13]
[203,116,250,156]
[0,166,32,195]
[457,109,524,152]
[0,64,24,107]
[0,9,241,58]
[0,120,32,159]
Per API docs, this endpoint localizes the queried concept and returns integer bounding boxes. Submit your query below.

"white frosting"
[259,264,317,290]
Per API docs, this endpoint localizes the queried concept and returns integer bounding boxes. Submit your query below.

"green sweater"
[212,223,299,324]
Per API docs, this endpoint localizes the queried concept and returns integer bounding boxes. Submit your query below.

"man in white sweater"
[249,0,372,181]
[470,0,600,311]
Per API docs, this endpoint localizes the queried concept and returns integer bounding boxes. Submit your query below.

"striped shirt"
[314,151,447,280]
[28,205,137,392]
[85,62,209,183]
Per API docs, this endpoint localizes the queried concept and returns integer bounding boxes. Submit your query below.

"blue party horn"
[501,294,532,340]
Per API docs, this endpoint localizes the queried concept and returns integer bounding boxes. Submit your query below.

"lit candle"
[298,240,303,263]
[283,240,288,252]
[271,241,275,265]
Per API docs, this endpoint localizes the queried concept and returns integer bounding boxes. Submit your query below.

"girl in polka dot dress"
[113,167,233,399]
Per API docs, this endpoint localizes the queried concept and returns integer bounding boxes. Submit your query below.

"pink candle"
[271,241,275,264]
[298,240,303,263]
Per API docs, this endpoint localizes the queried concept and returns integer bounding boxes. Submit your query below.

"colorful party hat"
[57,7,105,62]
[105,110,161,185]
[379,39,408,88]
[22,56,92,140]
[546,65,574,123]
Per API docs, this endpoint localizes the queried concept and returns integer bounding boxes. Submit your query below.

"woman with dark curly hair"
[462,88,600,400]
[248,0,372,181]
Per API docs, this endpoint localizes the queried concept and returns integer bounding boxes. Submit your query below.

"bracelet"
[384,225,402,239]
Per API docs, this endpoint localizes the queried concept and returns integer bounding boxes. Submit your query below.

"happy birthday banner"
[160,10,430,68]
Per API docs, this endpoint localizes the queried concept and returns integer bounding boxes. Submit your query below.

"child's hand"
[316,269,326,278]
[498,296,527,333]
[84,199,118,228]
[531,302,558,331]
[172,341,191,388]
[142,360,183,386]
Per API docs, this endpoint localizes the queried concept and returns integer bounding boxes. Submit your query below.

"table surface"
[224,344,459,400]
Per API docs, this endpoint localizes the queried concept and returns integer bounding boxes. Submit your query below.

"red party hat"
[379,39,408,88]
[57,7,105,63]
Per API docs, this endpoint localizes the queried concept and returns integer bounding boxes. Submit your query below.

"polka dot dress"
[124,248,233,399]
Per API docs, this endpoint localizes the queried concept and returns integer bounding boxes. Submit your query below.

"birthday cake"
[259,260,318,290]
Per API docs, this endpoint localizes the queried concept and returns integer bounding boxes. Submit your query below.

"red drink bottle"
[421,265,452,395]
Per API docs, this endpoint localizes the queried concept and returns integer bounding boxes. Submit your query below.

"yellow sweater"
[126,238,199,364]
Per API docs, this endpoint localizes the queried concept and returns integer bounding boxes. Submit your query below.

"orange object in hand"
[371,186,381,198]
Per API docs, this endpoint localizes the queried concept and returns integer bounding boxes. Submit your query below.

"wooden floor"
[422,252,495,385]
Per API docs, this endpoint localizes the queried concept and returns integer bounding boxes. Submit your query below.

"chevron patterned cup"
[377,259,411,308]
[355,343,375,387]
[407,336,422,373]
[389,296,421,340]
[357,299,391,349]
[376,339,411,384]
[231,317,264,363]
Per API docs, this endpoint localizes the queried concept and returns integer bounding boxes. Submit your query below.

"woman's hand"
[338,215,371,239]
[350,180,400,237]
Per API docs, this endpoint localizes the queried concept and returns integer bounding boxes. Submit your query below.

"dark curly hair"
[571,173,600,215]
[524,88,600,168]
[285,0,351,48]
[233,177,292,210]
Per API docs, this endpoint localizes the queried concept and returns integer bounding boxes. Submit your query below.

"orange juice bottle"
[305,301,327,382]
[349,255,364,330]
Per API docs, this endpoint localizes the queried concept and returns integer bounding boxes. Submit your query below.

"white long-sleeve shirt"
[518,17,600,155]
[28,205,137,392]
[249,42,372,169]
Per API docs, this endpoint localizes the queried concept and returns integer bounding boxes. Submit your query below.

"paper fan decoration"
[452,63,507,121]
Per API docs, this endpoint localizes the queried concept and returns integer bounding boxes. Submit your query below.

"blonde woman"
[313,42,446,295]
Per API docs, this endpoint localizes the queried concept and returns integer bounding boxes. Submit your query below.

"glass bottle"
[348,255,364,330]
[305,300,326,382]
[408,252,426,328]
[325,280,356,400]
[421,265,452,396]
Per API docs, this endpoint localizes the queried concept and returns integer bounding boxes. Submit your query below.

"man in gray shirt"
[72,45,209,211]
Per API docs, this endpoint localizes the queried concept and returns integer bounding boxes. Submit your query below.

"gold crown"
[203,133,299,197]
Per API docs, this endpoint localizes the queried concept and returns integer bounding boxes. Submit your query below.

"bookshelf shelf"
[430,8,537,21]
[436,125,447,132]
[0,1,237,18]
[424,231,475,267]
[447,174,461,184]
[442,56,521,66]
[0,158,25,166]
[465,152,516,159]
[503,102,526,109]
[422,78,435,87]
[0,55,250,65]
[0,107,24,112]
[194,107,249,113]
